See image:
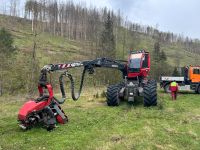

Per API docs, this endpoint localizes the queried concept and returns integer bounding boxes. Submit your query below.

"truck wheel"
[144,80,157,107]
[164,84,170,93]
[197,86,200,94]
[106,83,123,106]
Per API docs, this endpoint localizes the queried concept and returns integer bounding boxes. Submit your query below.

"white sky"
[1,0,200,39]
[75,0,200,39]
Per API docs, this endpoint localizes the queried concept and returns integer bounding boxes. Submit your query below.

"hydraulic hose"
[55,67,87,103]
[67,67,87,101]
[54,73,67,104]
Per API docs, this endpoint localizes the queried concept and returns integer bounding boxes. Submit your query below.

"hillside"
[0,15,90,65]
[0,14,200,95]
[1,14,200,68]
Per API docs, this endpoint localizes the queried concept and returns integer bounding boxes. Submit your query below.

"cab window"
[142,54,148,68]
[193,69,200,74]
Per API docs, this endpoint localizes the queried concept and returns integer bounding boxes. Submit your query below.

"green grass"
[0,90,200,150]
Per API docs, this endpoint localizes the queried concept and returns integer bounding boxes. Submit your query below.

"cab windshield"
[128,54,142,72]
[129,58,141,69]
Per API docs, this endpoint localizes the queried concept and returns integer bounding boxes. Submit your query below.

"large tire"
[106,83,123,106]
[148,79,157,87]
[144,80,157,107]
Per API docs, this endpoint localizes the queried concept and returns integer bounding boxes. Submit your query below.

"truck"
[160,66,200,93]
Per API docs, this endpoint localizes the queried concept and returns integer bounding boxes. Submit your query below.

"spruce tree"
[160,50,167,61]
[172,67,180,76]
[97,12,119,84]
[0,28,16,95]
[153,42,160,62]
[100,11,116,58]
[0,28,16,55]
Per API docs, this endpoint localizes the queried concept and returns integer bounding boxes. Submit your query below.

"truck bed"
[161,76,184,82]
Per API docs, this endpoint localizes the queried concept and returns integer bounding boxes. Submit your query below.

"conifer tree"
[99,11,116,58]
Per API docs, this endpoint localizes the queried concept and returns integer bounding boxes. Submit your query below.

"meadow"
[0,89,200,150]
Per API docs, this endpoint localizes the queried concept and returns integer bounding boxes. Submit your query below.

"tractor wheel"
[164,84,170,93]
[148,79,157,87]
[144,80,157,107]
[106,83,123,106]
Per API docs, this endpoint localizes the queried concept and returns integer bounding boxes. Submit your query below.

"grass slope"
[0,90,200,150]
[1,14,200,67]
[0,14,89,67]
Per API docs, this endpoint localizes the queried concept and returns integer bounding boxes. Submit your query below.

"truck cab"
[189,66,200,83]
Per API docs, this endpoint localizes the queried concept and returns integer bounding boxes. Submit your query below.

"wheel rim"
[164,84,170,93]
[198,87,200,94]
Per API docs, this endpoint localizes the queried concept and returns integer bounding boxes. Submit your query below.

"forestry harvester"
[18,50,157,130]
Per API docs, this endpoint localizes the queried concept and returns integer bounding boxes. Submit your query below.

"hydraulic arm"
[39,58,127,101]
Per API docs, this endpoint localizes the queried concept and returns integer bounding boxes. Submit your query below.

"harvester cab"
[127,50,150,78]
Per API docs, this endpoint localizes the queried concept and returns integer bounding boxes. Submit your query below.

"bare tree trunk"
[29,31,37,95]
[60,19,63,37]
[32,12,34,32]
[54,19,56,35]
[59,8,64,37]
[32,32,37,59]
[122,30,126,58]
[68,20,71,40]
[0,57,4,96]
[0,78,3,96]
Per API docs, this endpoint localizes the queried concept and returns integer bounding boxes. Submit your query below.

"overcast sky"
[1,0,200,39]
[73,0,200,39]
